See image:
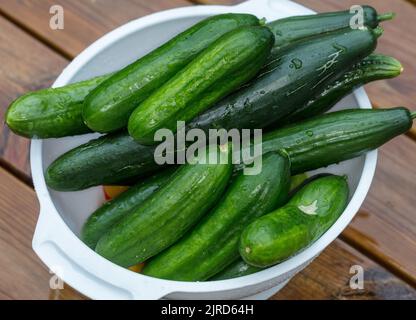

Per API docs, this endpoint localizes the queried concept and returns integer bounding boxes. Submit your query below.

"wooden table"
[0,0,415,300]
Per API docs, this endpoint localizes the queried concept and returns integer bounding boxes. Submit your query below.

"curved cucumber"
[81,168,175,249]
[95,145,232,267]
[267,5,392,53]
[46,108,415,191]
[282,54,403,123]
[142,152,290,281]
[187,27,380,133]
[240,175,349,267]
[83,14,260,132]
[128,26,274,144]
[5,74,110,138]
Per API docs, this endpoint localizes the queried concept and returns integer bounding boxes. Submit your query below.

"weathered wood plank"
[343,135,416,286]
[0,0,191,58]
[274,239,416,300]
[0,167,49,299]
[0,17,68,178]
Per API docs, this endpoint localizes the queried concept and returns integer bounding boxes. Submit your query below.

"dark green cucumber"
[81,168,175,249]
[5,74,110,138]
[240,175,349,267]
[267,5,393,53]
[95,145,232,267]
[210,259,262,280]
[45,131,160,191]
[142,152,290,281]
[45,108,415,191]
[282,54,403,123]
[83,14,260,133]
[187,27,381,133]
[258,107,415,175]
[128,26,274,144]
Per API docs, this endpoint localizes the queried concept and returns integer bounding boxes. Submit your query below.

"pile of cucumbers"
[6,6,416,281]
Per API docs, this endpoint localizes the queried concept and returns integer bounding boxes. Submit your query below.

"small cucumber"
[267,5,393,53]
[5,74,110,138]
[142,152,290,281]
[95,145,232,267]
[240,175,349,267]
[81,168,175,249]
[83,13,260,132]
[282,54,403,123]
[187,27,381,133]
[128,26,274,144]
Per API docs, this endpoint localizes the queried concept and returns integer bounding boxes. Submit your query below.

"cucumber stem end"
[373,26,384,38]
[377,12,396,22]
[411,111,416,120]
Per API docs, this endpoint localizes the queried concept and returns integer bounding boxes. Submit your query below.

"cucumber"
[267,5,393,53]
[95,145,232,267]
[128,26,274,144]
[240,175,349,267]
[187,27,381,133]
[210,259,262,281]
[45,131,160,191]
[142,152,290,281]
[290,173,309,192]
[259,107,415,175]
[46,108,415,191]
[281,54,403,123]
[83,14,260,133]
[5,74,110,138]
[81,168,175,249]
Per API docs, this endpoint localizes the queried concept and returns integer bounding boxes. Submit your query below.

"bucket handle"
[32,207,172,300]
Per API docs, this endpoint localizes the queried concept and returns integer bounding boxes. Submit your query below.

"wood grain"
[0,165,413,299]
[0,0,191,59]
[0,167,49,299]
[343,135,416,286]
[274,239,416,300]
[0,17,67,178]
[0,167,84,299]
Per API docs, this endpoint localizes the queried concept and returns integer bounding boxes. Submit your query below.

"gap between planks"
[0,9,72,60]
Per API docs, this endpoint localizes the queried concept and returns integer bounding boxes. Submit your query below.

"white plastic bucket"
[31,0,377,299]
